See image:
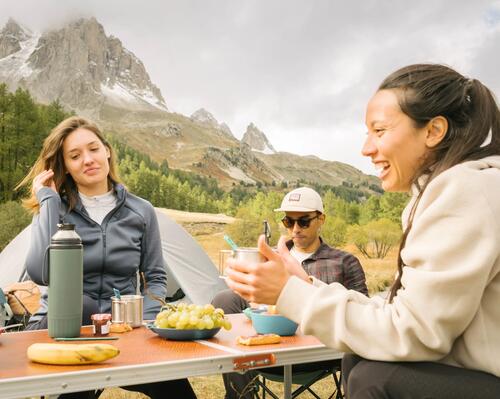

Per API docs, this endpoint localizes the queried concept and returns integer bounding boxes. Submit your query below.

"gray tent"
[0,209,227,305]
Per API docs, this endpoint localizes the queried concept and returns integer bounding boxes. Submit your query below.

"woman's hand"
[225,235,292,304]
[32,169,57,195]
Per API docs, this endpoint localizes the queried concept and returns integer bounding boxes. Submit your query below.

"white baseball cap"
[274,187,324,213]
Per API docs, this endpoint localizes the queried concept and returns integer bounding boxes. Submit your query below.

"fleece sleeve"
[276,169,498,361]
[139,204,168,320]
[25,188,62,285]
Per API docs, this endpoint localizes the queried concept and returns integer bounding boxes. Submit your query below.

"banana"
[27,343,120,365]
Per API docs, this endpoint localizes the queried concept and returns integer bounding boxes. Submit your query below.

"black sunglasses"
[281,214,320,229]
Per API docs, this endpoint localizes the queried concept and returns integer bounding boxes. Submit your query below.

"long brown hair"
[380,64,500,302]
[17,116,122,213]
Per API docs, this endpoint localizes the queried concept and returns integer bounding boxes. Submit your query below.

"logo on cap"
[289,193,301,202]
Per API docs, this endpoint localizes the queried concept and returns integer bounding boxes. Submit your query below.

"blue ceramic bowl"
[250,312,298,336]
[147,323,220,340]
[243,307,267,319]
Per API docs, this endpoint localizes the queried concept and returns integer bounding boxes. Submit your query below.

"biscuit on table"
[236,333,281,345]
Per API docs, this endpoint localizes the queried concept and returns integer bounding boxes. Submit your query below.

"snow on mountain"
[0,34,40,84]
[0,18,167,115]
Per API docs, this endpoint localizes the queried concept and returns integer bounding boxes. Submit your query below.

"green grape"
[203,304,215,314]
[179,312,189,324]
[203,316,214,329]
[156,310,168,320]
[189,315,199,326]
[157,318,169,328]
[168,312,179,326]
[214,308,224,316]
[191,306,203,317]
[212,319,220,328]
[176,303,187,312]
[196,319,206,329]
[155,302,232,331]
[176,319,187,329]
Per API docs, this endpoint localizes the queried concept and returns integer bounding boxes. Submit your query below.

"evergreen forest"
[0,84,408,256]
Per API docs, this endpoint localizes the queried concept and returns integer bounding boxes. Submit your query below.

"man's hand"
[225,235,291,304]
[276,235,310,282]
[32,169,57,195]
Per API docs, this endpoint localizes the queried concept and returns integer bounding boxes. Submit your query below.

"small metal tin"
[111,295,143,328]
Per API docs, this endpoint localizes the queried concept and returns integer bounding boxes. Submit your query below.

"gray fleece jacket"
[26,184,167,320]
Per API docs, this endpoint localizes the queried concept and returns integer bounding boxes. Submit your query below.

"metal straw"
[223,234,238,250]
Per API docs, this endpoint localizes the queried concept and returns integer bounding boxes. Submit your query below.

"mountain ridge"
[0,17,379,194]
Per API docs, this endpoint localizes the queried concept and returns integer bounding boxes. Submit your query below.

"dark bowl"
[147,323,221,340]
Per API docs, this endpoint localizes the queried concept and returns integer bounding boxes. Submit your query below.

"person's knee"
[346,360,392,399]
[211,289,248,314]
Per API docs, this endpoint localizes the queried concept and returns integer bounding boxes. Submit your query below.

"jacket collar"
[62,183,126,217]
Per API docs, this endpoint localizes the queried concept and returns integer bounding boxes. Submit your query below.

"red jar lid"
[91,313,112,322]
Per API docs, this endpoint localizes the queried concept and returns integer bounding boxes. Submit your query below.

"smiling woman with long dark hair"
[225,64,500,398]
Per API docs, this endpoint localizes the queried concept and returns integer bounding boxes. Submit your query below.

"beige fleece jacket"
[277,156,500,377]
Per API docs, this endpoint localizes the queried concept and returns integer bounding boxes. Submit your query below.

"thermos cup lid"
[57,223,76,230]
[51,223,82,246]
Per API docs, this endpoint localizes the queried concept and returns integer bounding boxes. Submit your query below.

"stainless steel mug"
[111,295,143,328]
[231,247,266,264]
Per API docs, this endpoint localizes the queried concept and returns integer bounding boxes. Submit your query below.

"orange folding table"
[0,314,342,399]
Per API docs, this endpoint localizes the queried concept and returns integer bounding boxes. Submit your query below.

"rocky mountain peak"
[0,18,32,59]
[191,108,234,138]
[0,17,167,116]
[191,108,218,126]
[241,123,276,154]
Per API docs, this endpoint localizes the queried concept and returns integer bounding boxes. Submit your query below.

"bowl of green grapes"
[148,303,232,341]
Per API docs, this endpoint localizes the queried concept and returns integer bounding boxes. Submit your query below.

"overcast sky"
[1,1,500,174]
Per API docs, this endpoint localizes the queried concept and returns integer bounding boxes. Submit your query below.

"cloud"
[1,0,499,174]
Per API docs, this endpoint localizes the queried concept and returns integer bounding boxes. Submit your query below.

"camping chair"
[254,363,343,399]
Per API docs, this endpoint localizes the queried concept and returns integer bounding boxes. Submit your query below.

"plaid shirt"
[287,238,368,295]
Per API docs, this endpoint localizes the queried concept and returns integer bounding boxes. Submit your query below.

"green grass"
[98,372,342,398]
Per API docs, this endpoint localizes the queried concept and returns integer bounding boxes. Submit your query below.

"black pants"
[342,353,500,399]
[27,295,197,399]
[212,289,340,399]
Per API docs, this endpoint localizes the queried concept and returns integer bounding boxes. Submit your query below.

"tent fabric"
[0,209,227,305]
[0,225,31,289]
[157,210,228,304]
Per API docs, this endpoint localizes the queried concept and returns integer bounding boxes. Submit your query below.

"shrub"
[0,201,32,251]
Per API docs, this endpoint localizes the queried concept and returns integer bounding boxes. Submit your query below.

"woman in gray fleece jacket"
[18,116,196,399]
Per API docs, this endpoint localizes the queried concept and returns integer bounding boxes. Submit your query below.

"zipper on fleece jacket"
[70,189,126,312]
[96,192,127,310]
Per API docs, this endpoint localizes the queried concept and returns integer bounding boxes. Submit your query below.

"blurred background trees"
[0,85,408,258]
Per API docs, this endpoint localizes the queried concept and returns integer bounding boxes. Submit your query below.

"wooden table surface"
[0,314,341,398]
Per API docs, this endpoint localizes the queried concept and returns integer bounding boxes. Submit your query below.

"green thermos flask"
[47,223,83,338]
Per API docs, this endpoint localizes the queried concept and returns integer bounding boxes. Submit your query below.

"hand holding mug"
[226,235,292,304]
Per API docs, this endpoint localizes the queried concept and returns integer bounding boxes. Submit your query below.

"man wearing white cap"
[275,187,367,291]
[212,187,367,399]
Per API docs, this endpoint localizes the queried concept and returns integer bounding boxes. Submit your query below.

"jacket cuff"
[276,276,319,324]
[36,187,60,203]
